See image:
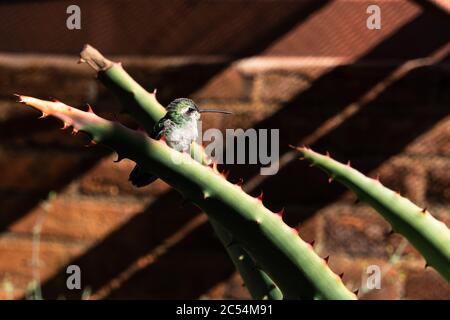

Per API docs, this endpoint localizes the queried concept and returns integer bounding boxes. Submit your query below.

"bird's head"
[166,98,231,123]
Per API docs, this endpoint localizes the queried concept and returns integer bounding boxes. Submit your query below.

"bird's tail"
[128,164,158,187]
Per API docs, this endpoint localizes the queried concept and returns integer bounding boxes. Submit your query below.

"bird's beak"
[198,109,232,115]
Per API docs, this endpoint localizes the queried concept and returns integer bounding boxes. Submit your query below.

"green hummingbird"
[129,98,231,187]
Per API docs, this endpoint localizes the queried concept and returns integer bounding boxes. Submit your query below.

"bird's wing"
[150,116,167,140]
[128,165,158,187]
[129,116,167,188]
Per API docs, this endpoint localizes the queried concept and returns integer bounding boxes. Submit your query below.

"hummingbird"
[129,98,232,187]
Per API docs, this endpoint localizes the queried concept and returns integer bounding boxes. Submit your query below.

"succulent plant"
[295,146,450,283]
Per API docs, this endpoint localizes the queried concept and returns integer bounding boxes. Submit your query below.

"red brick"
[258,72,310,103]
[0,148,97,192]
[204,272,251,300]
[431,206,450,228]
[237,57,339,78]
[0,60,96,105]
[403,267,450,299]
[406,116,450,157]
[279,208,323,244]
[322,205,398,258]
[376,156,426,203]
[222,272,252,299]
[0,1,315,56]
[8,195,149,241]
[361,268,402,300]
[78,156,171,197]
[425,159,450,204]
[192,68,251,101]
[0,273,31,300]
[0,236,84,297]
[265,0,421,58]
[327,256,403,300]
[321,203,441,264]
[298,214,322,245]
[390,235,424,262]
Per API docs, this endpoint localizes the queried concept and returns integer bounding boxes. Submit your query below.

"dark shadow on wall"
[0,114,108,232]
[104,222,233,299]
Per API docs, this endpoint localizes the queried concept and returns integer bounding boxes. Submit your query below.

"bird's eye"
[187,107,195,113]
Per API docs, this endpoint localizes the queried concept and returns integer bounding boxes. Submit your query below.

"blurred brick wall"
[0,0,450,299]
